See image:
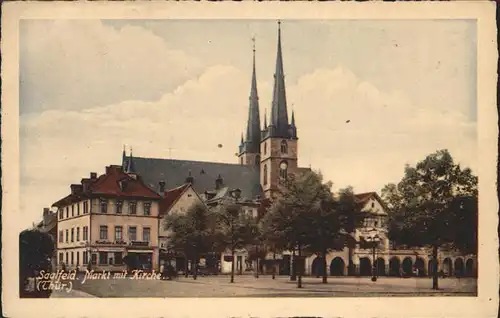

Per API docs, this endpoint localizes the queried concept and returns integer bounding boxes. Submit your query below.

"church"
[122,22,309,202]
[120,22,477,278]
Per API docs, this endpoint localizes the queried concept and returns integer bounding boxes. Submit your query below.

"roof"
[355,192,377,203]
[52,165,161,207]
[354,191,388,213]
[90,166,160,199]
[159,183,191,215]
[125,156,263,200]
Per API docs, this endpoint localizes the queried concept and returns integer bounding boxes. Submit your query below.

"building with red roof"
[52,165,161,272]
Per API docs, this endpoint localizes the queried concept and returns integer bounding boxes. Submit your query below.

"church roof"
[126,156,263,200]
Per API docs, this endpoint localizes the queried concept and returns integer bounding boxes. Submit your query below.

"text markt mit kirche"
[37,269,162,284]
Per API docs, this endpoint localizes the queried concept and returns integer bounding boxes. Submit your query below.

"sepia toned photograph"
[2,2,498,318]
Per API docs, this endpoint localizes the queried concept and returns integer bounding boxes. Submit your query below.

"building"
[122,22,309,203]
[157,182,205,272]
[306,192,478,278]
[117,22,476,278]
[52,164,161,272]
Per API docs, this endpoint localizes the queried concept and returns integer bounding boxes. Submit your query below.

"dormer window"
[280,140,288,154]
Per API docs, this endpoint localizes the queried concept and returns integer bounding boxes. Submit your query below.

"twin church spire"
[239,21,297,159]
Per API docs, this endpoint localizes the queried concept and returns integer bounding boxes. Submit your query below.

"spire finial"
[252,36,256,53]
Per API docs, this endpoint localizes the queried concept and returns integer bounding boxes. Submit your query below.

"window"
[129,201,137,215]
[59,230,63,243]
[143,227,151,242]
[100,226,108,240]
[65,252,68,264]
[71,252,74,265]
[59,253,64,264]
[66,207,69,218]
[65,229,69,243]
[59,209,63,219]
[83,201,89,214]
[371,202,375,208]
[100,199,108,213]
[99,252,108,265]
[115,226,123,241]
[128,226,137,241]
[71,228,74,242]
[144,202,151,216]
[83,226,88,241]
[264,142,267,155]
[263,164,268,185]
[71,205,74,217]
[280,140,288,154]
[279,161,288,180]
[76,252,80,265]
[114,252,123,265]
[77,203,80,215]
[76,227,80,241]
[116,200,123,214]
[91,253,97,265]
[83,251,88,265]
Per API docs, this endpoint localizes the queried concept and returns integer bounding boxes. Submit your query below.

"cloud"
[20,63,476,230]
[20,20,204,114]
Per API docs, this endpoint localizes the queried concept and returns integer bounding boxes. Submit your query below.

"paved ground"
[69,275,477,298]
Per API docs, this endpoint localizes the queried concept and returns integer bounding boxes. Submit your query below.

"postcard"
[2,1,498,317]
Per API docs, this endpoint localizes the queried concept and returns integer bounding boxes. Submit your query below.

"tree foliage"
[261,170,367,285]
[164,203,216,279]
[382,149,478,289]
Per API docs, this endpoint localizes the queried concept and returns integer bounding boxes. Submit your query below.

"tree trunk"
[230,249,235,283]
[192,255,198,280]
[297,244,303,288]
[272,251,276,279]
[290,248,296,281]
[255,245,259,278]
[322,249,328,284]
[184,257,189,278]
[432,245,439,290]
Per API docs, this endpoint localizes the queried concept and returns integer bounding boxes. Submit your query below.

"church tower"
[260,22,298,198]
[238,38,262,167]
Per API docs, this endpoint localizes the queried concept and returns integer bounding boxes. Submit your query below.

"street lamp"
[366,229,381,282]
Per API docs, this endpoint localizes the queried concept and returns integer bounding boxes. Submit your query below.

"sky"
[19,19,477,229]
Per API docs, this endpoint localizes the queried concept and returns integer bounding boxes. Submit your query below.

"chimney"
[90,172,97,179]
[159,181,166,194]
[215,174,223,190]
[70,184,82,195]
[43,208,50,216]
[105,166,112,175]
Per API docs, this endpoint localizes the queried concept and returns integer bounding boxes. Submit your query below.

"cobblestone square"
[62,275,477,298]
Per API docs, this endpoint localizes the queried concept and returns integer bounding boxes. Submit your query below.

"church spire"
[126,146,136,174]
[263,108,267,128]
[269,20,290,138]
[243,36,261,153]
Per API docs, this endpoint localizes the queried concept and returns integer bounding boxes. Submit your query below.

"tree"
[336,187,368,276]
[382,149,478,290]
[307,185,367,283]
[262,170,362,287]
[19,229,55,298]
[164,203,215,280]
[215,202,257,283]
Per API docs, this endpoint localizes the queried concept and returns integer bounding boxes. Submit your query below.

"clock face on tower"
[280,161,288,170]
